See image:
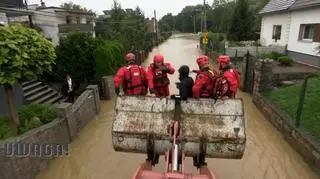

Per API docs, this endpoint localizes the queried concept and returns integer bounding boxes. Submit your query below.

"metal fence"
[268,75,320,144]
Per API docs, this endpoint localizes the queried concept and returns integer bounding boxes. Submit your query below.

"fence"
[264,75,320,144]
[226,46,286,57]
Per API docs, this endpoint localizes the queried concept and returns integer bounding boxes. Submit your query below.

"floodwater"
[37,34,319,179]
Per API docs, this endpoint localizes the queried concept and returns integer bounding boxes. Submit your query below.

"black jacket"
[178,65,194,100]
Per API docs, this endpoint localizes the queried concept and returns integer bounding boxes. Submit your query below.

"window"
[76,17,81,24]
[66,16,71,24]
[299,24,320,42]
[86,18,91,24]
[272,25,282,42]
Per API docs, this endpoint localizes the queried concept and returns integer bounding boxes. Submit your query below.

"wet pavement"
[37,34,319,179]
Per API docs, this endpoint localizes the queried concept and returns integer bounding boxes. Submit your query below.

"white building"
[259,0,320,67]
[1,3,95,45]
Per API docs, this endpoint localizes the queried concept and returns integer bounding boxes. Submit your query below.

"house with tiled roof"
[259,0,320,67]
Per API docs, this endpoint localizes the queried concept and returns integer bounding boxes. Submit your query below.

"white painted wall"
[33,8,92,45]
[287,7,320,56]
[0,13,8,25]
[260,12,291,46]
[33,9,61,45]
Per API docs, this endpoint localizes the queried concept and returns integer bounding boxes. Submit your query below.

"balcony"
[58,23,93,34]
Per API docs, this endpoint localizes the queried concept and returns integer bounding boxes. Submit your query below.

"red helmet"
[196,55,210,68]
[125,53,135,61]
[217,55,230,65]
[153,53,164,63]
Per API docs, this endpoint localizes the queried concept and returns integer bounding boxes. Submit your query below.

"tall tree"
[0,24,56,133]
[60,1,95,14]
[228,0,255,41]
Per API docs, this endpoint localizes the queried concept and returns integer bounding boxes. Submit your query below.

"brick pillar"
[86,85,101,115]
[101,76,115,100]
[253,59,273,98]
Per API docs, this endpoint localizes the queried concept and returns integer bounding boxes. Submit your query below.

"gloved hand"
[175,82,181,89]
[160,65,170,73]
[115,88,120,96]
[149,88,156,94]
[192,70,199,74]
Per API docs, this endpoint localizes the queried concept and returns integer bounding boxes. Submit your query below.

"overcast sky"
[28,0,214,19]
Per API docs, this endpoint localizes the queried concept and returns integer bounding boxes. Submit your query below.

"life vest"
[123,65,145,93]
[195,71,213,98]
[152,65,169,87]
[223,68,241,92]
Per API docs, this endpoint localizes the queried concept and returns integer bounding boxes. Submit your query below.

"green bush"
[19,118,43,134]
[0,116,16,140]
[44,31,102,83]
[259,51,285,61]
[278,56,293,66]
[0,103,57,139]
[271,51,283,61]
[259,53,274,59]
[94,41,125,79]
[18,103,57,126]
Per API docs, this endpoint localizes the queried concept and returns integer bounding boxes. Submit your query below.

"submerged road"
[37,34,318,179]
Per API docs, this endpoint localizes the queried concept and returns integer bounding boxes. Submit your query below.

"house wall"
[0,13,8,24]
[287,7,320,57]
[260,12,291,46]
[33,9,60,45]
[34,9,88,45]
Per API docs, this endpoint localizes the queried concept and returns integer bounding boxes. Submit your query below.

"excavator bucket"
[180,98,246,159]
[112,96,246,159]
[112,96,175,155]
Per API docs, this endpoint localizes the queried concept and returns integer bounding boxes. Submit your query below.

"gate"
[231,50,255,94]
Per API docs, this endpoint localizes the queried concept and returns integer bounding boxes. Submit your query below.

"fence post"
[295,76,310,128]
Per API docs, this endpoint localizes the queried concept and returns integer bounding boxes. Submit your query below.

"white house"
[1,2,95,45]
[259,0,320,67]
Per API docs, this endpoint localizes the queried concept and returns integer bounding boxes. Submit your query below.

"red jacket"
[114,64,148,95]
[223,69,240,92]
[192,71,212,98]
[147,63,175,89]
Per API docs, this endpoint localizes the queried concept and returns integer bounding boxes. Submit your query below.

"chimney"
[40,0,46,7]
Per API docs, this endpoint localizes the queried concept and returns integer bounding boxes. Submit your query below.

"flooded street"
[37,34,319,179]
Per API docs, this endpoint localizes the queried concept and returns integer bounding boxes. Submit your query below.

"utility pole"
[193,15,196,34]
[154,10,158,44]
[200,13,203,32]
[203,0,207,32]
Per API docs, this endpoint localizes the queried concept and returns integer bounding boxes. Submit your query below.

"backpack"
[211,75,230,99]
[124,65,144,90]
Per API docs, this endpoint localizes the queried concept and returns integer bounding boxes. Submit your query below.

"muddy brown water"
[37,34,319,179]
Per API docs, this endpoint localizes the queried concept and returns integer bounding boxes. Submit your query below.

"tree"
[54,31,101,83]
[228,0,255,41]
[60,1,96,22]
[0,24,56,133]
[94,41,125,79]
[103,1,148,54]
[60,1,95,14]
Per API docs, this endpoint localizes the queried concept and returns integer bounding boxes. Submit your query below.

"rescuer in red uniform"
[216,55,240,98]
[113,53,148,96]
[147,53,175,97]
[192,55,215,99]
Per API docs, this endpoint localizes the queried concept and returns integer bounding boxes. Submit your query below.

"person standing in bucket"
[176,65,194,100]
[192,55,216,99]
[147,53,175,97]
[113,53,148,96]
[216,55,240,98]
